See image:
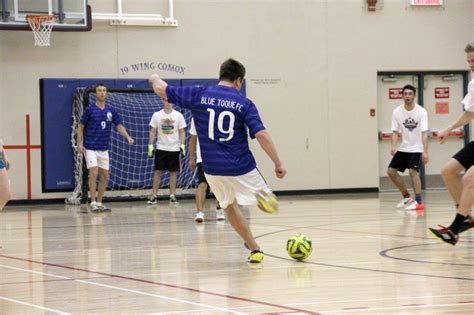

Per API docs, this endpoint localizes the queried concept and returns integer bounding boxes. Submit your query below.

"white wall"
[0,0,472,200]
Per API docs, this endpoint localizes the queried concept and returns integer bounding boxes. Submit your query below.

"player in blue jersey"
[149,59,287,263]
[0,139,11,210]
[77,84,134,213]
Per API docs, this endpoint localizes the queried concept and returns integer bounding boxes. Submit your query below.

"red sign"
[435,87,449,98]
[389,88,403,99]
[436,102,449,114]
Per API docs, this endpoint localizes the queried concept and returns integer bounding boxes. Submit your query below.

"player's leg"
[148,150,164,204]
[95,151,110,211]
[387,152,413,208]
[405,153,424,210]
[441,159,465,206]
[205,173,263,262]
[85,150,100,211]
[429,145,474,244]
[194,163,207,222]
[167,151,180,204]
[0,168,11,210]
[225,201,261,252]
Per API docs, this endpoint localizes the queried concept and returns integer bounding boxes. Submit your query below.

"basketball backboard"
[0,0,91,31]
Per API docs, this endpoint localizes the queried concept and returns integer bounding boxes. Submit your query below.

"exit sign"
[410,0,443,5]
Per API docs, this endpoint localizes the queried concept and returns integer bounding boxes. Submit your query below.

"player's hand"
[390,148,396,156]
[148,74,160,84]
[179,144,186,157]
[127,137,134,145]
[438,128,450,144]
[189,158,196,171]
[422,152,429,164]
[78,144,86,154]
[275,165,286,179]
[148,144,154,158]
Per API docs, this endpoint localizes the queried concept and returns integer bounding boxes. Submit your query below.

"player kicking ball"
[149,59,286,263]
[429,43,474,245]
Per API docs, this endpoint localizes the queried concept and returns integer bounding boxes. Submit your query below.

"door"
[422,74,466,189]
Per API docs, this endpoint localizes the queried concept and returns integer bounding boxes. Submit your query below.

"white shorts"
[205,168,271,209]
[85,150,110,170]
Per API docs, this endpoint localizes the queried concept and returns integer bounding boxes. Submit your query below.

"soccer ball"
[256,190,279,214]
[287,234,312,261]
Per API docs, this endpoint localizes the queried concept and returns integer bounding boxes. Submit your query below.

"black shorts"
[453,141,474,170]
[388,151,422,173]
[196,162,207,184]
[154,150,180,172]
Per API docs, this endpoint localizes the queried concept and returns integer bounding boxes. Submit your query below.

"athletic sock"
[415,194,422,204]
[448,213,469,234]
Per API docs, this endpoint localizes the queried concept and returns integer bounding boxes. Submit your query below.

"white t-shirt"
[462,79,474,112]
[392,104,428,153]
[149,109,187,151]
[189,119,202,163]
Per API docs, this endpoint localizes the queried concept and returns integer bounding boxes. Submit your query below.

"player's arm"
[255,130,286,179]
[77,123,86,154]
[189,135,197,170]
[116,124,134,145]
[148,126,157,158]
[422,131,429,164]
[438,111,474,144]
[179,127,186,156]
[149,74,168,100]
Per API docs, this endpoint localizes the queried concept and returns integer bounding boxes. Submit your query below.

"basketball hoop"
[26,15,57,47]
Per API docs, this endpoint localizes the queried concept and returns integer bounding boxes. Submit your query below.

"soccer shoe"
[216,208,225,221]
[90,201,101,213]
[248,250,264,263]
[438,216,474,234]
[97,203,111,212]
[147,194,157,205]
[169,194,179,205]
[459,217,474,233]
[405,202,425,210]
[428,227,459,245]
[396,197,414,208]
[194,211,204,223]
[256,190,279,214]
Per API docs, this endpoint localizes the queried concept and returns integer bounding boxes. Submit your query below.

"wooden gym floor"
[0,191,473,314]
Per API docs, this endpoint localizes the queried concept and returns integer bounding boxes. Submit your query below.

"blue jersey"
[80,104,123,151]
[166,85,265,176]
[0,149,5,169]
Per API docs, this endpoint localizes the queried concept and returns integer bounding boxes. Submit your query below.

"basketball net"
[26,15,57,47]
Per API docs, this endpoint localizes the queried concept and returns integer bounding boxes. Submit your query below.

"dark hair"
[465,43,474,53]
[94,83,107,93]
[219,58,246,82]
[402,84,416,95]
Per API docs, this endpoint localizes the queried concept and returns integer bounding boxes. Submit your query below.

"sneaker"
[97,203,111,212]
[437,215,474,234]
[147,194,158,205]
[216,208,225,221]
[459,217,474,233]
[248,250,264,263]
[90,201,101,213]
[195,211,204,223]
[405,202,425,210]
[396,197,414,208]
[169,194,179,205]
[428,227,459,245]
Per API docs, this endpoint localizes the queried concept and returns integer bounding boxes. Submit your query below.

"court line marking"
[322,301,474,313]
[0,264,245,315]
[0,295,70,315]
[0,256,319,314]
